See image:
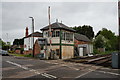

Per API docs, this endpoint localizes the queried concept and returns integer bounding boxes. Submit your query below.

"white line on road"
[6,61,28,70]
[6,61,57,79]
[75,69,94,78]
[97,71,120,76]
[41,73,57,79]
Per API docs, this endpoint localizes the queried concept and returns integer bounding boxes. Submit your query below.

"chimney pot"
[25,27,29,37]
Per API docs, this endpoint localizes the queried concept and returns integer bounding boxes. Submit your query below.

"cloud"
[2,2,118,44]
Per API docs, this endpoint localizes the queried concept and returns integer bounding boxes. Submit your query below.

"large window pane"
[52,31,55,37]
[56,31,60,37]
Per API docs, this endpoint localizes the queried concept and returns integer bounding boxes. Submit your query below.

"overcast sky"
[1,1,118,44]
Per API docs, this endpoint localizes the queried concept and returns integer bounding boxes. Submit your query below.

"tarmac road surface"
[1,55,120,80]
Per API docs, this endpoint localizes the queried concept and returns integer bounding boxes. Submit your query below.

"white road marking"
[75,69,94,78]
[6,61,57,79]
[44,61,59,65]
[6,61,28,70]
[67,66,79,71]
[41,73,53,78]
[41,73,57,79]
[97,71,120,76]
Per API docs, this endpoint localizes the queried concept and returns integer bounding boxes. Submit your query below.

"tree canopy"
[94,28,118,51]
[0,39,11,50]
[13,38,24,45]
[72,25,94,40]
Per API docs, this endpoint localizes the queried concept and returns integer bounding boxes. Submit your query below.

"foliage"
[93,49,113,55]
[93,49,100,55]
[72,25,94,40]
[95,28,118,51]
[10,53,33,57]
[13,38,24,45]
[96,28,115,40]
[8,50,14,53]
[94,34,105,49]
[24,54,33,57]
[0,39,11,50]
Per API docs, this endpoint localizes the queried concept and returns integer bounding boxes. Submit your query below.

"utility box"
[112,52,120,69]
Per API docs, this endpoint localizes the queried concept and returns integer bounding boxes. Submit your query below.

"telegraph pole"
[29,17,34,57]
[48,6,52,59]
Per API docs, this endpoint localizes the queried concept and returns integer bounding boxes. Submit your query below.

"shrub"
[93,49,100,55]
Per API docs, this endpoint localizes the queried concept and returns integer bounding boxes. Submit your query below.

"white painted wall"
[78,43,93,56]
[24,37,41,50]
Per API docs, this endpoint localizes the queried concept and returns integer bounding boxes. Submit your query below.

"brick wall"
[74,39,90,47]
[15,50,21,54]
[34,40,41,55]
[23,50,33,55]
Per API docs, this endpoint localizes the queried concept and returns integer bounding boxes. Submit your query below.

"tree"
[73,25,94,40]
[0,39,10,50]
[96,28,115,40]
[94,34,105,49]
[13,38,24,45]
[95,28,118,51]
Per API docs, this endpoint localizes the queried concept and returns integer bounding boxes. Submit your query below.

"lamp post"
[29,17,34,57]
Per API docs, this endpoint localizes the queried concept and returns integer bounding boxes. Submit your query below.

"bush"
[8,50,14,53]
[93,49,100,55]
[24,54,33,57]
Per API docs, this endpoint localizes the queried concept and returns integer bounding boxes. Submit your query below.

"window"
[70,33,73,41]
[44,31,48,37]
[56,31,60,37]
[66,33,69,40]
[52,31,55,37]
[62,32,65,40]
[63,32,73,41]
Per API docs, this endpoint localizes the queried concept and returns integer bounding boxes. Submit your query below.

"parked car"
[0,50,9,56]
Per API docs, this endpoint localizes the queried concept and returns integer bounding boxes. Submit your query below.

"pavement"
[1,55,120,80]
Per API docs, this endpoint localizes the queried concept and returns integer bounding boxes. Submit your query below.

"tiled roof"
[24,32,43,38]
[40,22,76,32]
[74,33,90,42]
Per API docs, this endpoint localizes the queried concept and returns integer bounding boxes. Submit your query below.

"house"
[40,21,75,59]
[12,38,24,54]
[23,27,43,55]
[74,33,93,56]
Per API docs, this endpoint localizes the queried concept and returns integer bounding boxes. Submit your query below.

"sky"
[1,1,119,44]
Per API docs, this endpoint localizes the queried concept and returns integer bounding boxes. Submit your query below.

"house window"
[52,31,55,37]
[63,32,73,41]
[56,31,60,37]
[62,32,65,40]
[66,33,69,40]
[70,33,73,41]
[44,31,48,37]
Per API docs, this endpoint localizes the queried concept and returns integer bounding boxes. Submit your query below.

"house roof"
[74,33,91,42]
[40,22,76,32]
[24,32,43,38]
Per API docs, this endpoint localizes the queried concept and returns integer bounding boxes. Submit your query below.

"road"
[1,55,120,80]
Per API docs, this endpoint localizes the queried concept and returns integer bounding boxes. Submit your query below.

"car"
[0,50,9,56]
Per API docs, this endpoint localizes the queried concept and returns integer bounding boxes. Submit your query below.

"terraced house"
[40,21,75,59]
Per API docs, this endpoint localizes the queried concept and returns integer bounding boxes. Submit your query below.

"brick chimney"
[25,27,28,37]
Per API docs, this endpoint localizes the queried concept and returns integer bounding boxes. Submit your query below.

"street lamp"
[29,17,34,57]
